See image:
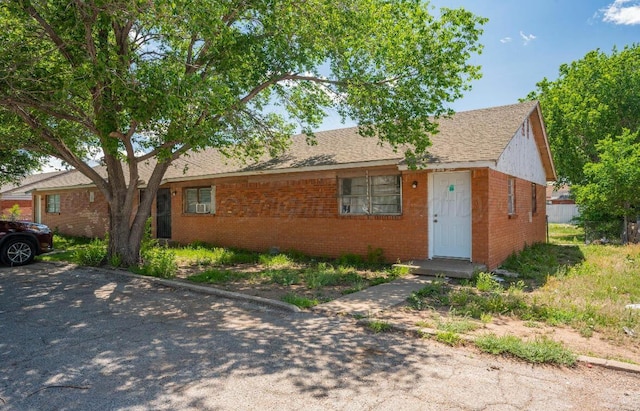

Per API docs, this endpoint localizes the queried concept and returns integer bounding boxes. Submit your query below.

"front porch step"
[393,258,487,279]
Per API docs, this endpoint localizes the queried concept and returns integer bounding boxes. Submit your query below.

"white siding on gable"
[495,118,547,185]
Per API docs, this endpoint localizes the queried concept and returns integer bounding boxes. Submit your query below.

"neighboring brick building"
[0,171,68,221]
[31,101,556,269]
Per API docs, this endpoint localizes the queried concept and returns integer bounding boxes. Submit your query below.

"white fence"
[547,204,580,224]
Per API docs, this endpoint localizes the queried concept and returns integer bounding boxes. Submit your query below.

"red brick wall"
[166,168,429,262]
[36,190,109,238]
[471,169,490,265]
[1,199,32,220]
[484,169,547,269]
[36,166,547,267]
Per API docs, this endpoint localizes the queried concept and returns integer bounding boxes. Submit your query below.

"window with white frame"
[184,186,215,214]
[46,194,60,213]
[507,177,516,215]
[340,175,401,215]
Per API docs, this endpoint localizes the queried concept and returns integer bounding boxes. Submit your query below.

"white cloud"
[500,37,512,43]
[519,31,537,45]
[602,0,640,25]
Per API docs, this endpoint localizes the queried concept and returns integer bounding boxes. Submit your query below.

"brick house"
[0,171,68,220]
[31,101,556,269]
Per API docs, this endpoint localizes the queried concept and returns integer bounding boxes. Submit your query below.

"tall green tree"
[528,45,640,185]
[0,1,486,266]
[573,131,640,242]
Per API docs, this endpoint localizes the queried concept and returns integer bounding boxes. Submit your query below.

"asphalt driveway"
[1,263,638,410]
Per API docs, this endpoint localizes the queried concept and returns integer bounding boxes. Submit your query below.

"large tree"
[527,45,640,185]
[572,130,640,241]
[0,0,486,266]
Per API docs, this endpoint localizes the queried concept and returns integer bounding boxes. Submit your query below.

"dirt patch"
[371,306,640,365]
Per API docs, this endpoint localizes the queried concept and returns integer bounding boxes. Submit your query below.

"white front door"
[430,171,471,259]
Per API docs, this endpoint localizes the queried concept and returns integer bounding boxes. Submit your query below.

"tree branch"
[11,104,110,196]
[23,3,76,66]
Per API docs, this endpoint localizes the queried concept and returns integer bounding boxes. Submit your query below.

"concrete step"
[393,258,486,279]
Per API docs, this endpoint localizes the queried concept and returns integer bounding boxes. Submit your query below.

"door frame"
[156,188,172,239]
[428,170,472,260]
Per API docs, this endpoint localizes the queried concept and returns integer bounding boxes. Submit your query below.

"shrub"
[74,238,107,266]
[141,246,178,278]
[475,272,502,292]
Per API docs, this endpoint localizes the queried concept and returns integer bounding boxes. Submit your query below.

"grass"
[45,234,410,308]
[281,293,319,309]
[548,223,585,245]
[474,334,576,366]
[367,320,392,333]
[406,224,640,345]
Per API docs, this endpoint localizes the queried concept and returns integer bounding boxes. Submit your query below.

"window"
[46,194,60,213]
[507,178,515,215]
[531,183,537,214]
[340,175,401,215]
[184,186,215,214]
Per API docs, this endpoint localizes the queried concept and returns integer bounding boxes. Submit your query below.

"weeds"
[367,320,392,333]
[73,238,107,266]
[474,334,576,366]
[139,246,178,279]
[435,331,463,346]
[281,293,319,309]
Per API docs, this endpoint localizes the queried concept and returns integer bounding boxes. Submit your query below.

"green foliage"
[366,246,385,265]
[140,246,178,279]
[0,148,42,186]
[336,253,365,267]
[259,253,295,268]
[367,320,392,333]
[573,130,640,241]
[500,243,584,282]
[529,45,640,239]
[435,331,463,346]
[475,334,576,366]
[528,45,640,185]
[1,204,22,220]
[474,272,502,292]
[0,1,486,267]
[281,293,319,309]
[74,238,107,267]
[267,269,301,286]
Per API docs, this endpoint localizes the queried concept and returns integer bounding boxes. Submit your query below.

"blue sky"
[317,0,640,129]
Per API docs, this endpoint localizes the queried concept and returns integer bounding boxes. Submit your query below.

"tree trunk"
[104,160,172,267]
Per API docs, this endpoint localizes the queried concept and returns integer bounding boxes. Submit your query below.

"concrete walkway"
[312,274,436,316]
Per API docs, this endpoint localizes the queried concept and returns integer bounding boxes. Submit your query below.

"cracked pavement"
[1,263,638,410]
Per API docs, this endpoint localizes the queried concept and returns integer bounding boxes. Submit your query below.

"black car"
[0,220,54,266]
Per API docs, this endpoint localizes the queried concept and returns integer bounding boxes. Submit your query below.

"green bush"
[475,272,502,292]
[141,246,178,278]
[74,238,107,266]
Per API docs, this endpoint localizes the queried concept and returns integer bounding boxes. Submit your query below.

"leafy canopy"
[573,130,640,226]
[527,45,640,185]
[0,0,486,264]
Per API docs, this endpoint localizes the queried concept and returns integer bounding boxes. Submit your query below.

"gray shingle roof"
[31,100,542,190]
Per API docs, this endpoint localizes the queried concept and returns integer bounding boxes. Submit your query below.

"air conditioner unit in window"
[195,203,209,214]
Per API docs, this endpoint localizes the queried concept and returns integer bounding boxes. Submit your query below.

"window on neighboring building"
[46,194,60,213]
[184,186,215,214]
[507,177,516,215]
[340,175,401,215]
[531,183,537,214]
